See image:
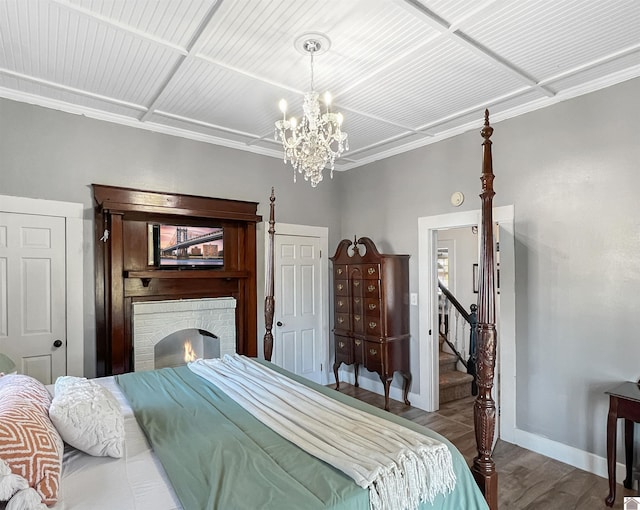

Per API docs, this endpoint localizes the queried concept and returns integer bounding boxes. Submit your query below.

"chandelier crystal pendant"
[275,37,348,187]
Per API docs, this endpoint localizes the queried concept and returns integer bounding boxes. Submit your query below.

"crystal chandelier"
[274,37,348,187]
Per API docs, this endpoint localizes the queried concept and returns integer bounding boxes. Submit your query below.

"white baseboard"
[338,367,626,485]
[511,428,628,483]
[337,367,424,409]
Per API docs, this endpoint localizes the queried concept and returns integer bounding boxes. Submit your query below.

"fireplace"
[154,329,220,369]
[132,297,236,372]
[93,185,260,376]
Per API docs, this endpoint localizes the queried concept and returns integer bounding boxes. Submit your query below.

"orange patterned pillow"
[0,375,63,505]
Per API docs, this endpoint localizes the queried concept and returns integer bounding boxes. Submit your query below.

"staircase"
[437,281,477,404]
[439,340,474,404]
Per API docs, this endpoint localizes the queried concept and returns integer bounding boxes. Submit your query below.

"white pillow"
[50,376,124,458]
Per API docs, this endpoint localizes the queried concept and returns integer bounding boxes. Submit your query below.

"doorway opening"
[437,227,478,406]
[417,205,516,443]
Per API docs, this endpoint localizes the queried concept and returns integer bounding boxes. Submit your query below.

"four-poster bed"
[2,113,498,510]
[471,110,499,508]
[260,110,499,509]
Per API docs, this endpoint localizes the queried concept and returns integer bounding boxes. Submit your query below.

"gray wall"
[338,76,640,460]
[2,75,639,461]
[0,98,343,377]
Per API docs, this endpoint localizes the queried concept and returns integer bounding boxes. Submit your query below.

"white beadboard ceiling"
[1,0,639,171]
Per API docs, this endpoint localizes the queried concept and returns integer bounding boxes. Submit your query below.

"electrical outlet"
[410,293,418,306]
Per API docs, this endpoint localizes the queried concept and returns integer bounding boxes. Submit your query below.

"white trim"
[48,0,188,55]
[0,194,84,377]
[0,67,146,112]
[333,66,640,171]
[0,194,83,219]
[418,209,482,412]
[418,222,440,411]
[512,427,628,484]
[337,367,421,408]
[494,206,517,443]
[257,222,330,385]
[0,86,283,161]
[3,61,639,175]
[416,205,515,444]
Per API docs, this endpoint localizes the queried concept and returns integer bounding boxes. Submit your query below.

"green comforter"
[116,362,488,510]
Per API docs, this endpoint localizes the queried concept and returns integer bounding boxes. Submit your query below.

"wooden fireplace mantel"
[93,184,262,377]
[124,270,251,280]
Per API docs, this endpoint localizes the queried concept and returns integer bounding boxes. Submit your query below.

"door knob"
[53,340,63,348]
[276,321,283,327]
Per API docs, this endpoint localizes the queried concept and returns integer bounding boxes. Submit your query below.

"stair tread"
[439,370,474,388]
[439,351,458,364]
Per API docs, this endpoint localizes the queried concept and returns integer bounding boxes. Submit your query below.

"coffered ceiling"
[1,0,639,170]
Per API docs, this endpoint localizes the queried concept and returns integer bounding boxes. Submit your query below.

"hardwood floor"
[336,384,637,510]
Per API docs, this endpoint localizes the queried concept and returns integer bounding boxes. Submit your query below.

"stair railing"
[438,280,478,395]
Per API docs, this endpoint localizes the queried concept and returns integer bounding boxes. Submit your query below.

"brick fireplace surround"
[132,297,236,372]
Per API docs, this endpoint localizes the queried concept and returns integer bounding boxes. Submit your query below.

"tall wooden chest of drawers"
[330,237,411,411]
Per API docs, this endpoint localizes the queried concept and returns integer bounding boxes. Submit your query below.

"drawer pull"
[367,267,376,275]
[353,281,360,287]
[368,303,377,310]
[338,317,344,324]
[367,284,376,292]
[337,283,343,291]
[354,298,360,304]
[369,321,377,329]
[337,268,343,275]
[369,348,378,356]
[354,339,361,346]
[338,341,345,348]
[337,300,344,307]
[354,315,361,322]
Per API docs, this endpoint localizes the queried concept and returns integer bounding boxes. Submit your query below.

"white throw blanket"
[188,355,456,510]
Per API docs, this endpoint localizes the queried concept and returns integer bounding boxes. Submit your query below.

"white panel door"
[0,212,66,383]
[273,234,323,383]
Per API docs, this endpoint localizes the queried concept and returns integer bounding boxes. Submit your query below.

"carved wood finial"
[481,109,494,142]
[267,188,276,237]
[480,110,495,197]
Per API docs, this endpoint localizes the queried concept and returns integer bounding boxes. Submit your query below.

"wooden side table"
[605,381,640,507]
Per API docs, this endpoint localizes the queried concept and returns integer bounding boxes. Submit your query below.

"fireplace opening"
[154,328,219,370]
[132,297,236,372]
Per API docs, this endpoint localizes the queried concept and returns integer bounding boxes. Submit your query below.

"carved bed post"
[471,110,499,509]
[263,188,276,361]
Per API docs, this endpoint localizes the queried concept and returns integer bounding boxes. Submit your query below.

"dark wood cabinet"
[330,237,411,411]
